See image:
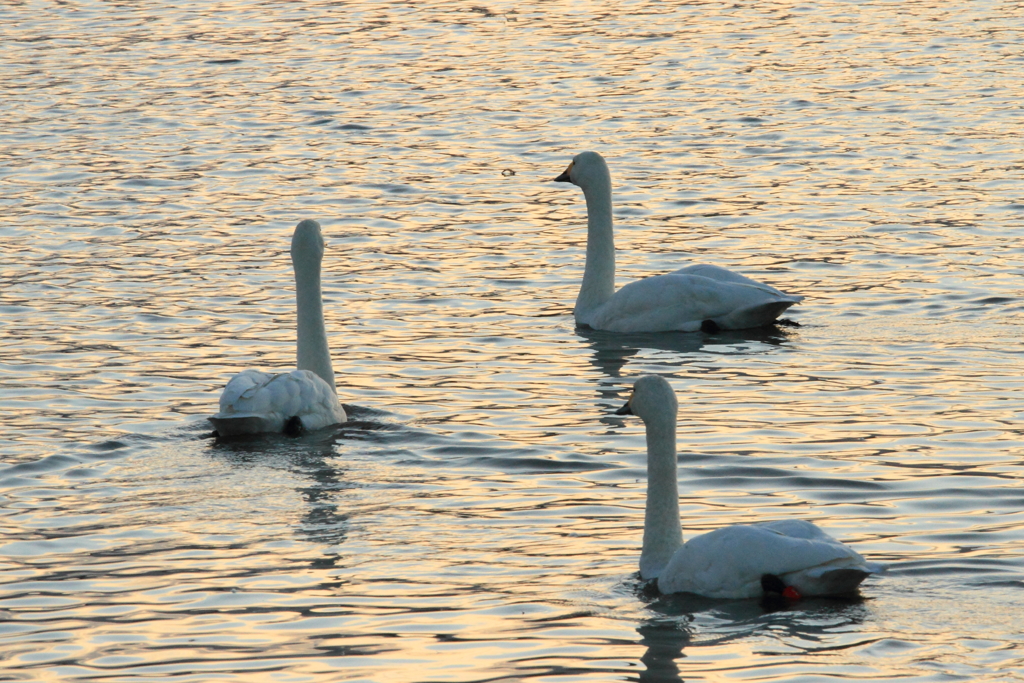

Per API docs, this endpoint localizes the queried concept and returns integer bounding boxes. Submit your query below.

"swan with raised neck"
[555,151,803,333]
[615,374,683,579]
[554,151,616,323]
[292,218,336,392]
[209,219,347,437]
[616,375,883,598]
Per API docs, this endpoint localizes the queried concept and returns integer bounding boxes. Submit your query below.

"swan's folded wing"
[217,369,274,412]
[671,264,803,301]
[758,518,840,542]
[657,524,869,598]
[210,369,287,435]
[591,273,799,333]
[290,369,347,430]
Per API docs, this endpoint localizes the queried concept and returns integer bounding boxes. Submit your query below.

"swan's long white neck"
[575,170,616,323]
[293,237,336,394]
[640,412,683,580]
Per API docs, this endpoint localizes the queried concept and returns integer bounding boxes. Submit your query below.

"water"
[2,1,1024,680]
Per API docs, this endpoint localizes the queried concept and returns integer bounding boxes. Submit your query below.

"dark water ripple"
[3,0,1024,681]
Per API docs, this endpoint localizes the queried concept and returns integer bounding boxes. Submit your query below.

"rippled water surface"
[3,1,1024,680]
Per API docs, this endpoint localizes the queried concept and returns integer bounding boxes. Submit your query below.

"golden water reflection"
[2,0,1024,680]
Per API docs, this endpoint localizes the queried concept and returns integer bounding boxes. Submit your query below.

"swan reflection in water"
[578,323,798,381]
[635,588,872,683]
[208,408,391,567]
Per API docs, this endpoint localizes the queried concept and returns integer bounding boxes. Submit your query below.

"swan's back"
[657,521,879,599]
[672,264,801,299]
[210,369,346,436]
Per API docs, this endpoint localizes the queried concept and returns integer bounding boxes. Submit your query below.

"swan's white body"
[209,220,347,436]
[555,152,802,333]
[620,375,883,599]
[211,369,344,436]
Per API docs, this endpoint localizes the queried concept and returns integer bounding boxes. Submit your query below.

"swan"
[554,151,803,333]
[616,375,883,599]
[209,219,347,437]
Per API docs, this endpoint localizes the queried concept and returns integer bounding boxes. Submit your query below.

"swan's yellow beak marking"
[553,160,574,183]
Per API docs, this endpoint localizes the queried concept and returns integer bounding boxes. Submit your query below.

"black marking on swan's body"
[761,574,787,594]
[700,319,721,334]
[284,416,305,437]
[760,573,791,611]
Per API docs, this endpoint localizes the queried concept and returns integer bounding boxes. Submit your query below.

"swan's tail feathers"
[718,299,800,330]
[209,413,282,437]
[820,567,872,594]
[801,563,886,596]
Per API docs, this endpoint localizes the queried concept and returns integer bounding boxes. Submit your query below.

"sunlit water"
[3,1,1024,680]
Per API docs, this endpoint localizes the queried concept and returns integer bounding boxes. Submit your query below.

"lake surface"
[2,1,1024,680]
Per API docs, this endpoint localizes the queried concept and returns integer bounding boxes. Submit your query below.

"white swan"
[209,219,347,437]
[555,151,802,333]
[617,375,883,599]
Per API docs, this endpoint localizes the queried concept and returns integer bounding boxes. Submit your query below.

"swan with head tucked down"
[617,375,883,599]
[209,219,347,437]
[555,151,802,333]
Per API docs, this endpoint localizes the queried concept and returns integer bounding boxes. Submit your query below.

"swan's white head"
[291,219,325,266]
[615,375,678,423]
[554,151,610,191]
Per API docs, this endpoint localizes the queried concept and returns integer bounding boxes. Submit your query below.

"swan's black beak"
[615,400,633,415]
[553,160,574,183]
